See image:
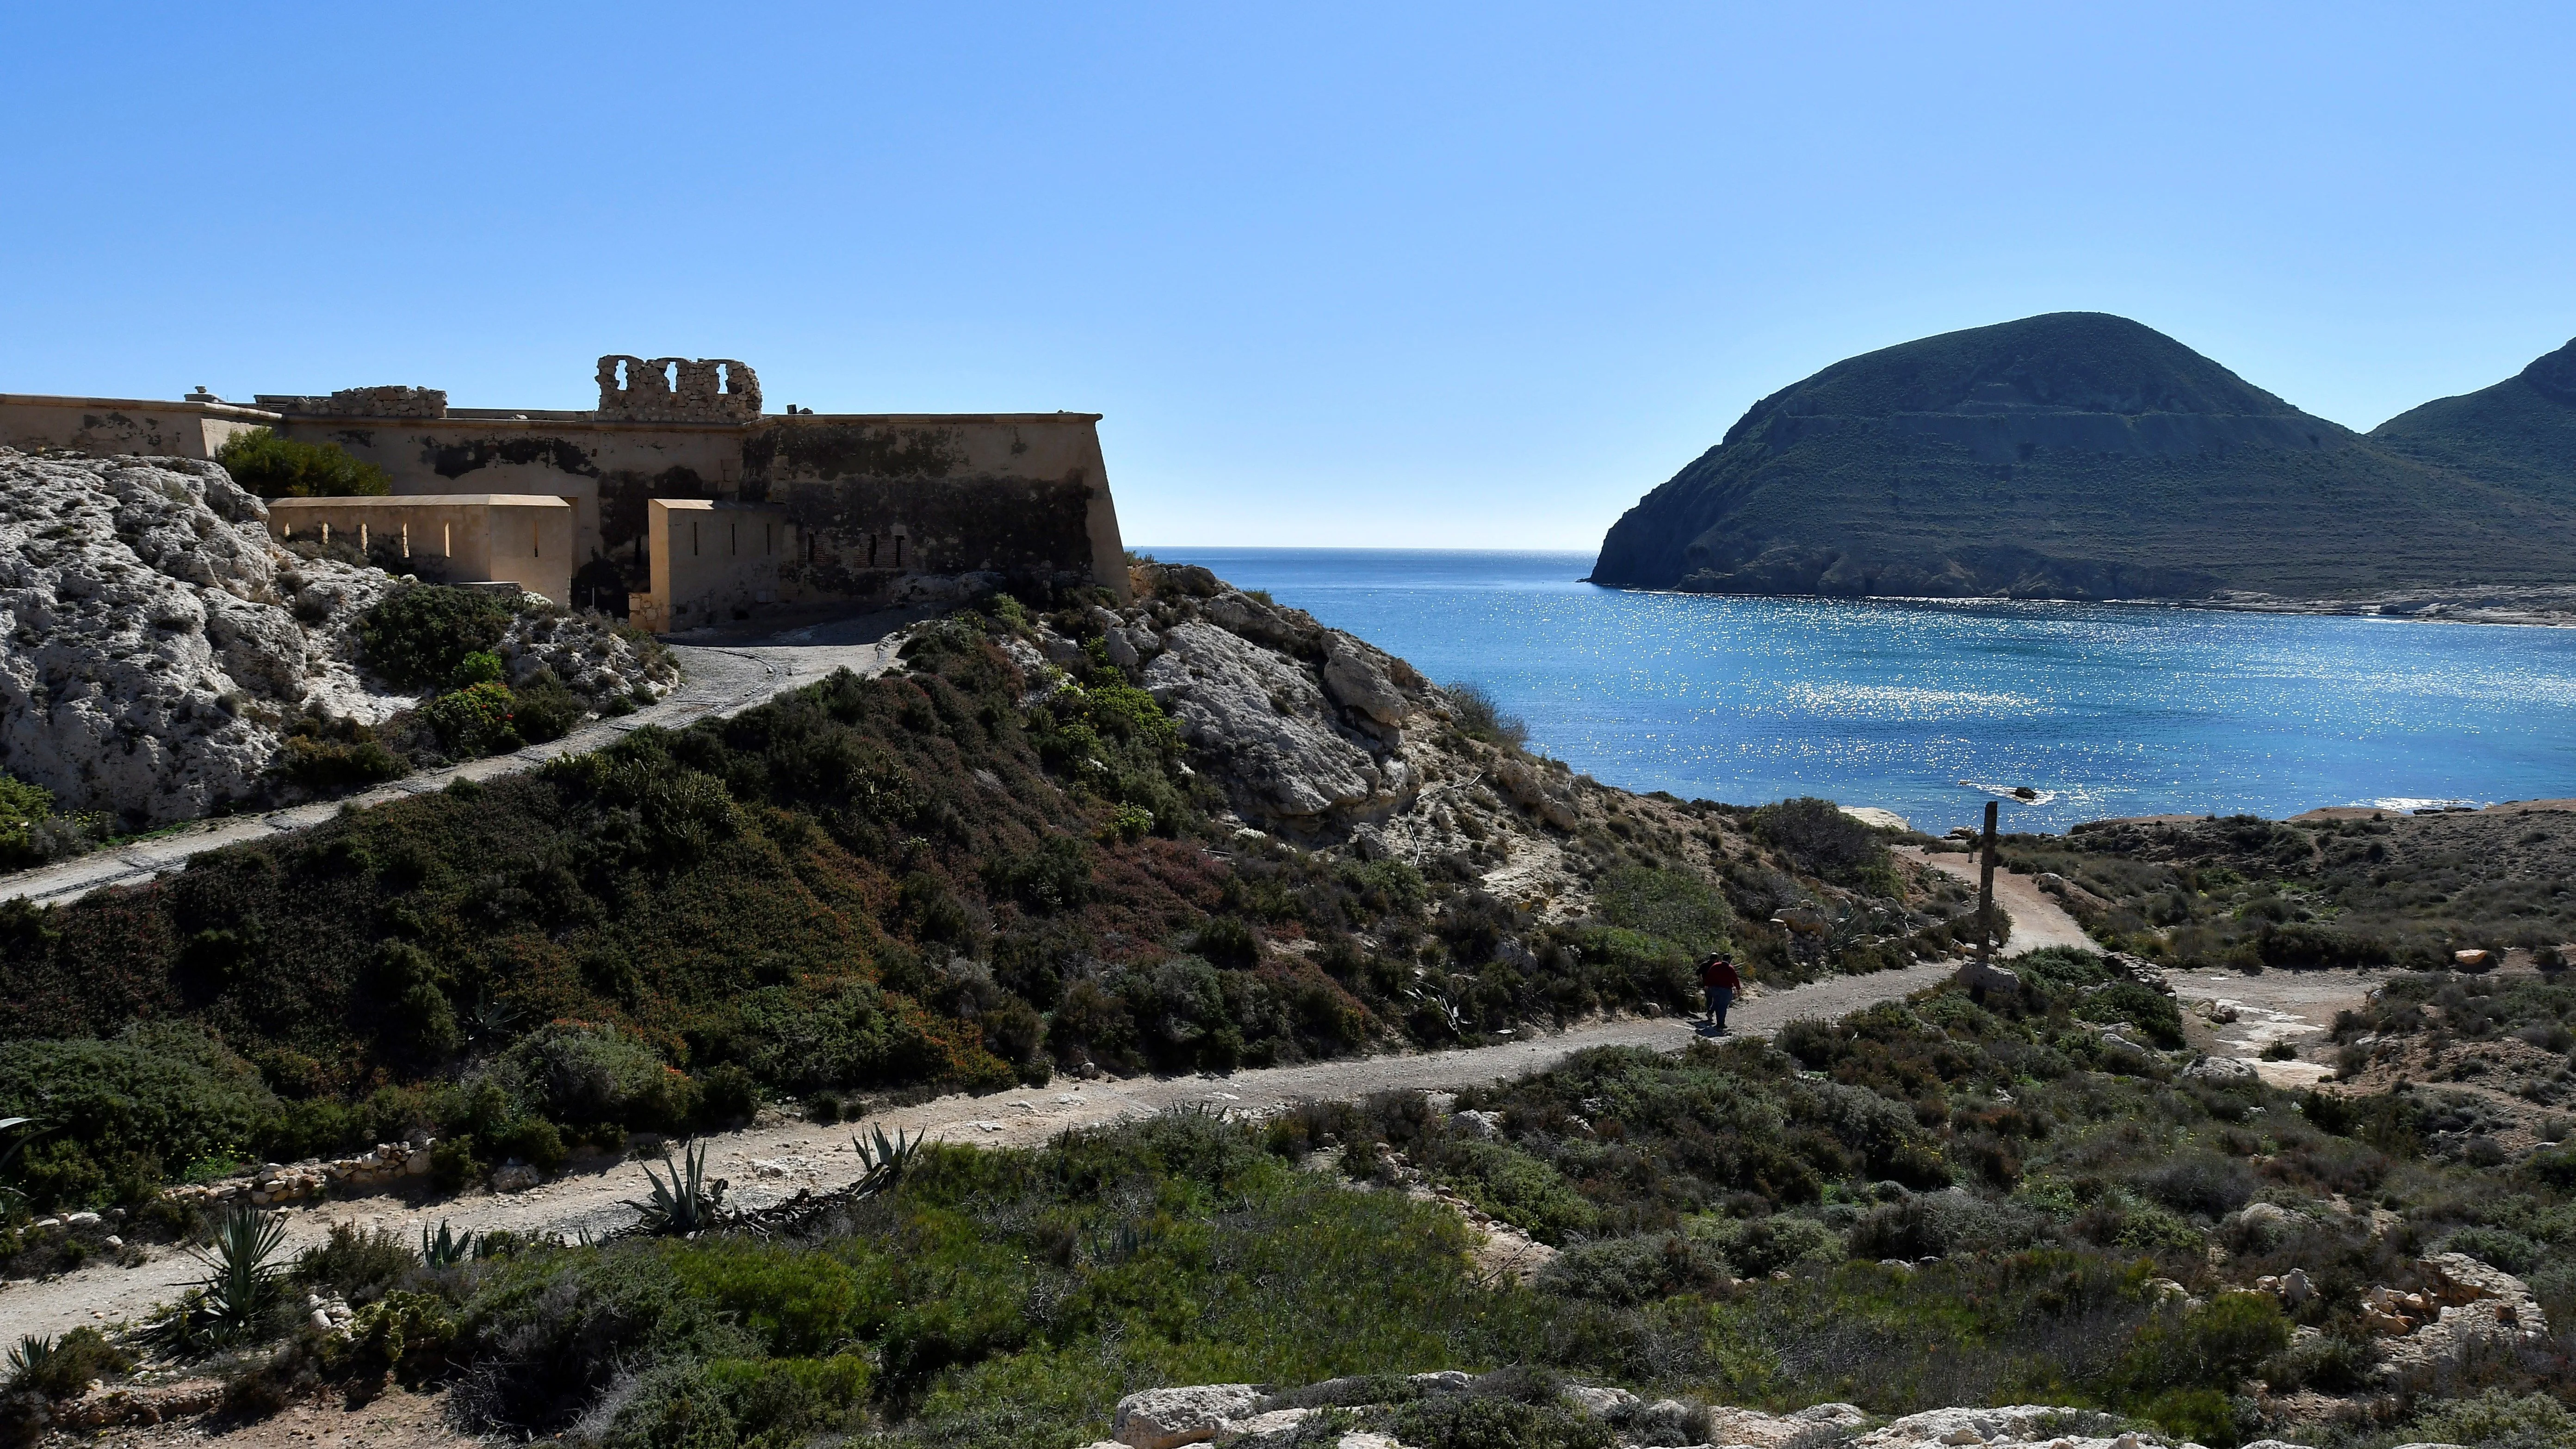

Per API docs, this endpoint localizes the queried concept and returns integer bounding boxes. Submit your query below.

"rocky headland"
[1589,315,2576,613]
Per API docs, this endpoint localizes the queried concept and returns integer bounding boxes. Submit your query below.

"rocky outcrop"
[0,448,411,825]
[1120,575,1438,831]
[2362,1252,2550,1376]
[1085,1381,2227,1449]
[1858,1406,2183,1449]
[0,448,675,830]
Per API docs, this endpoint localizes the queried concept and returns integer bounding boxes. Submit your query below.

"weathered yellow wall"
[0,395,273,459]
[632,499,800,631]
[266,495,575,605]
[4,389,1131,615]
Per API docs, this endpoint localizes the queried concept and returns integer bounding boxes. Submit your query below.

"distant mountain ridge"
[1589,313,2576,601]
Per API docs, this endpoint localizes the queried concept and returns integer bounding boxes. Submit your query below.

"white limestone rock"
[1145,620,1382,817]
[2184,1055,2260,1082]
[1856,1405,2144,1449]
[1111,1383,1266,1448]
[1321,630,1408,727]
[0,448,413,826]
[0,449,684,830]
[502,608,677,703]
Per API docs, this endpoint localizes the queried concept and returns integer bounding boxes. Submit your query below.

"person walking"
[1699,952,1740,1032]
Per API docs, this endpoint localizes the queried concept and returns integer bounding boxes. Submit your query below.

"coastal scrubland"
[1992,810,2576,975]
[6,571,2571,1449]
[10,953,2570,1449]
[0,574,1976,1222]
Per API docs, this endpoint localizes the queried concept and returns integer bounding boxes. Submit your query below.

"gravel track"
[0,960,1959,1339]
[1897,844,2097,955]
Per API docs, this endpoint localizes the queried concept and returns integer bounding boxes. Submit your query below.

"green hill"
[2368,334,2576,510]
[1590,313,2576,599]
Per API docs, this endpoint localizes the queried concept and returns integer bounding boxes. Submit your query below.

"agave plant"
[626,1140,728,1236]
[0,1117,46,1214]
[4,1334,53,1383]
[851,1125,921,1199]
[143,1206,288,1351]
[421,1218,478,1268]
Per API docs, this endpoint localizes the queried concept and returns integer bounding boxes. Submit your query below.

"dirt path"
[0,961,1956,1340]
[0,608,933,909]
[2165,966,2376,1090]
[1895,846,2096,955]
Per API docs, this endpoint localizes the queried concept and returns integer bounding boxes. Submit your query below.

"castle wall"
[266,494,575,606]
[4,364,1130,628]
[0,394,275,460]
[632,499,799,632]
[268,411,1127,604]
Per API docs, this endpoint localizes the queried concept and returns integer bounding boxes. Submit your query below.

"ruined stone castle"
[0,357,1130,628]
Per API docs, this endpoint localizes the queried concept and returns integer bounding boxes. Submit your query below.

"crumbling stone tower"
[594,356,762,422]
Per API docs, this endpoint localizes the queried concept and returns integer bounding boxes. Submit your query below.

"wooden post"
[1976,799,2000,968]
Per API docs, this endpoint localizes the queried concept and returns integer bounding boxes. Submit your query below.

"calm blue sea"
[1141,548,2576,836]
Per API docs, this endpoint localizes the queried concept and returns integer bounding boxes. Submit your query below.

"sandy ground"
[61,1387,477,1449]
[1895,846,2097,955]
[0,960,1957,1341]
[0,608,933,909]
[2166,966,2378,1089]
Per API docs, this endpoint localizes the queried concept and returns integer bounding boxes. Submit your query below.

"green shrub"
[2076,980,2186,1049]
[216,429,392,499]
[277,729,409,790]
[1191,916,1262,969]
[983,836,1095,913]
[2132,1387,2238,1447]
[0,1026,279,1212]
[1537,1232,1731,1303]
[1444,681,1529,751]
[0,773,101,869]
[359,586,514,689]
[2114,1292,2290,1397]
[1692,1212,1844,1276]
[2395,1390,2576,1449]
[603,1356,872,1449]
[1593,866,1734,957]
[695,1064,761,1130]
[1389,1394,1616,1449]
[4,1326,130,1399]
[2137,1151,2254,1219]
[509,1023,688,1131]
[1750,796,1886,880]
[422,681,521,756]
[1438,1139,1598,1243]
[2440,1226,2544,1275]
[294,1224,418,1306]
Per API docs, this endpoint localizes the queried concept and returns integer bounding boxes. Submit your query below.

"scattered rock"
[1560,1384,1641,1417]
[1957,959,2022,997]
[1112,1384,1267,1449]
[2185,1055,2259,1082]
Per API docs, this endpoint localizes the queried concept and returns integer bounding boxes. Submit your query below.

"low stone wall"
[0,394,275,460]
[268,494,576,605]
[159,1139,434,1209]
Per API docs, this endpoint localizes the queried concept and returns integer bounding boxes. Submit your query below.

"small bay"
[1150,547,2576,835]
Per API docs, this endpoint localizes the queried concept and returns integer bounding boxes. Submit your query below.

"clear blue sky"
[5,4,2570,549]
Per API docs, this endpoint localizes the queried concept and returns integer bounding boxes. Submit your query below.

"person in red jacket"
[1699,953,1740,1032]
